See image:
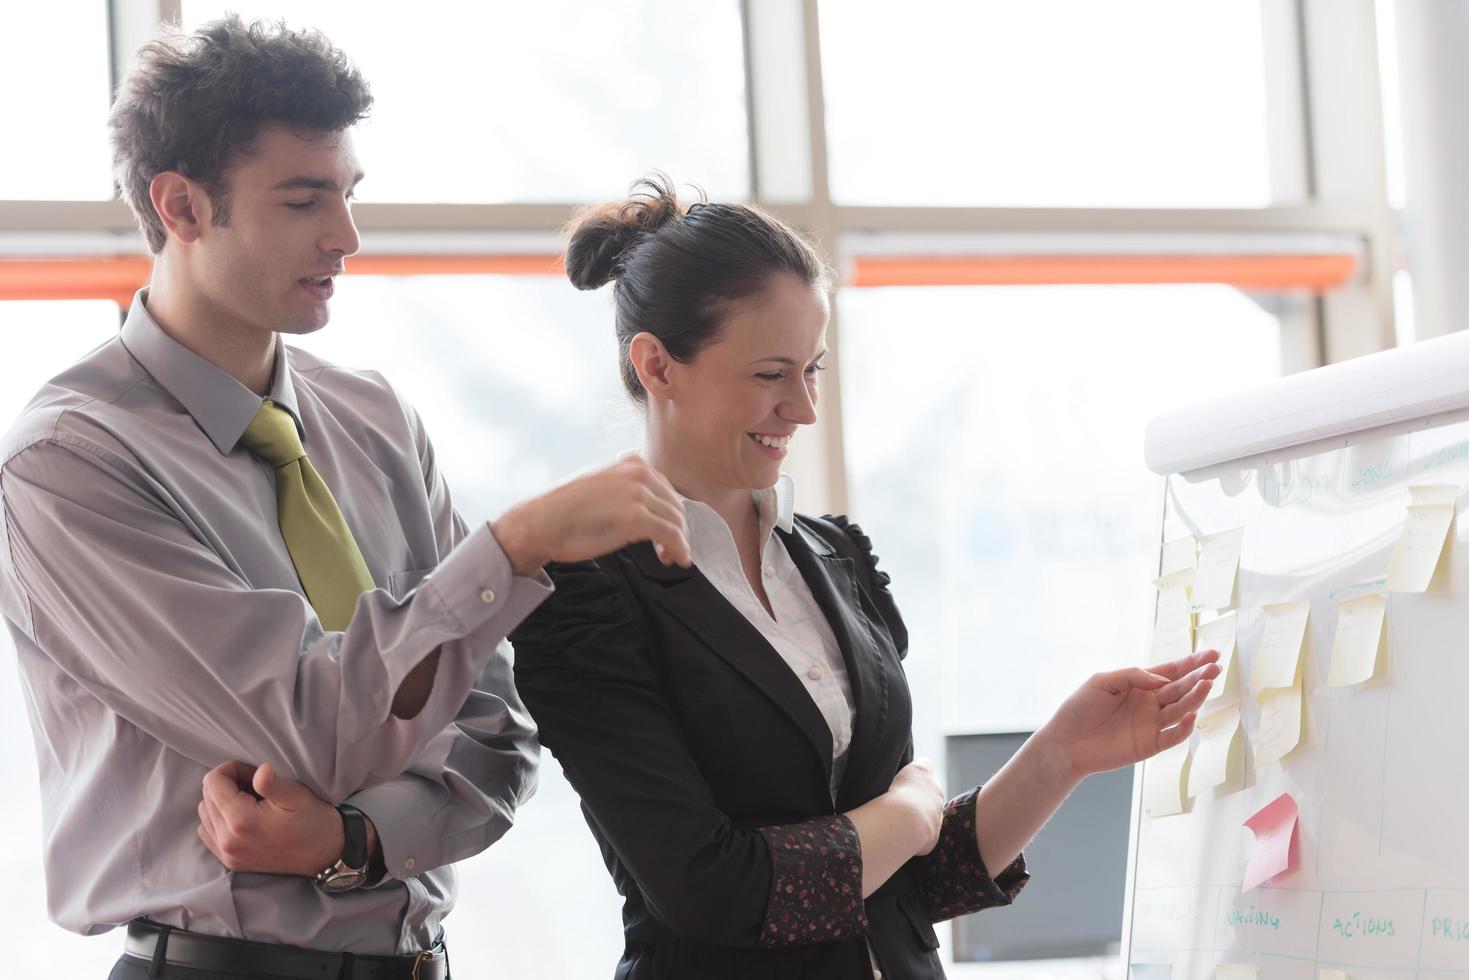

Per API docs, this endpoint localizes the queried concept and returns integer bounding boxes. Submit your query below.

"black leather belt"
[123,920,449,980]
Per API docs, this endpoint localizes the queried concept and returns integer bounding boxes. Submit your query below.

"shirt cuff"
[912,786,1030,923]
[755,814,867,947]
[346,777,437,884]
[417,522,552,639]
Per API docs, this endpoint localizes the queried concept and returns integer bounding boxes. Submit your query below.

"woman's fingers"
[1149,649,1221,682]
[1153,713,1197,753]
[1154,661,1222,706]
[1098,666,1171,694]
[1099,649,1220,695]
[1158,677,1213,727]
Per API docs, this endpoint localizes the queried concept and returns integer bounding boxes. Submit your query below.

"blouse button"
[762,565,775,578]
[807,665,823,680]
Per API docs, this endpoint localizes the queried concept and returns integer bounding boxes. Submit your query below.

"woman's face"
[663,273,829,492]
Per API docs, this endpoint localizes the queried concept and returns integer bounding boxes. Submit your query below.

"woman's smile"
[747,431,794,458]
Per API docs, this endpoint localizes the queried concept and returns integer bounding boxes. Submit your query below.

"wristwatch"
[315,803,370,892]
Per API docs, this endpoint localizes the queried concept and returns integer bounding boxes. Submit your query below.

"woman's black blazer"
[509,515,1027,980]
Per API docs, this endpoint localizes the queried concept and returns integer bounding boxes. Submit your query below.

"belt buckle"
[410,949,432,980]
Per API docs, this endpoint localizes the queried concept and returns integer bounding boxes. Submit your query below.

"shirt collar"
[679,472,797,554]
[753,472,797,538]
[119,288,303,456]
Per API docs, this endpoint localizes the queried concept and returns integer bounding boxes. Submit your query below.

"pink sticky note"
[1241,793,1298,892]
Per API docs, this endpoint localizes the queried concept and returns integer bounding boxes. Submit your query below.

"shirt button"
[762,565,775,578]
[404,857,416,872]
[807,665,823,680]
[480,589,496,605]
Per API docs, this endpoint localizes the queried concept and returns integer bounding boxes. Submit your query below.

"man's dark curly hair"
[109,16,372,253]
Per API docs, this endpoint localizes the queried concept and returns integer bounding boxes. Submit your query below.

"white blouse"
[678,474,856,800]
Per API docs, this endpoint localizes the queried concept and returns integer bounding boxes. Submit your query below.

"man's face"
[188,124,363,338]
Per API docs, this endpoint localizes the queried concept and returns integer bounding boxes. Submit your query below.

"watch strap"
[335,803,369,871]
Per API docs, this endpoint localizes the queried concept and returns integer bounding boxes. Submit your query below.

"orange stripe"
[0,252,1354,305]
[345,254,564,276]
[0,256,153,305]
[849,254,1357,290]
[0,255,567,306]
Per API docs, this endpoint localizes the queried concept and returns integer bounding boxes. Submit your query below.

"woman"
[507,176,1218,980]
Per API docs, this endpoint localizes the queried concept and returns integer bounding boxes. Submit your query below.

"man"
[0,17,689,980]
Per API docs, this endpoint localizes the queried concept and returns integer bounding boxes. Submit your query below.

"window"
[182,0,751,203]
[820,0,1288,207]
[293,274,638,511]
[0,301,121,429]
[838,284,1284,754]
[0,8,113,199]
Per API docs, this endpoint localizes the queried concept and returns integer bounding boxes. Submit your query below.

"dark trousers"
[109,949,454,980]
[109,956,260,980]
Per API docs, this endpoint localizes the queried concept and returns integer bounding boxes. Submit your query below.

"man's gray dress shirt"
[0,290,548,954]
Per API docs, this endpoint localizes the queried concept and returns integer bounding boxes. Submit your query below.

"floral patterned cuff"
[755,814,868,947]
[912,787,1030,923]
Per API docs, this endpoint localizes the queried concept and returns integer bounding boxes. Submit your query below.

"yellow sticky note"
[1387,503,1454,592]
[1328,593,1387,687]
[1215,966,1257,979]
[1251,601,1309,690]
[1318,969,1350,980]
[1196,611,1238,702]
[1145,741,1191,817]
[1191,528,1244,612]
[1187,704,1242,797]
[1151,570,1194,665]
[1161,535,1198,578]
[1254,678,1303,767]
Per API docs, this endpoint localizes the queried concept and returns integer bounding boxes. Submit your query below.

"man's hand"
[492,453,691,577]
[197,761,379,876]
[399,456,686,719]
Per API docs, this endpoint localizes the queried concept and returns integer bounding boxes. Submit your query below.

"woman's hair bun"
[564,173,688,290]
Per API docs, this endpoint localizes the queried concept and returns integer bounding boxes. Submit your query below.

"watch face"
[322,871,368,893]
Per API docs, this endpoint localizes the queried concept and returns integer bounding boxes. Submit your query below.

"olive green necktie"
[241,399,374,630]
